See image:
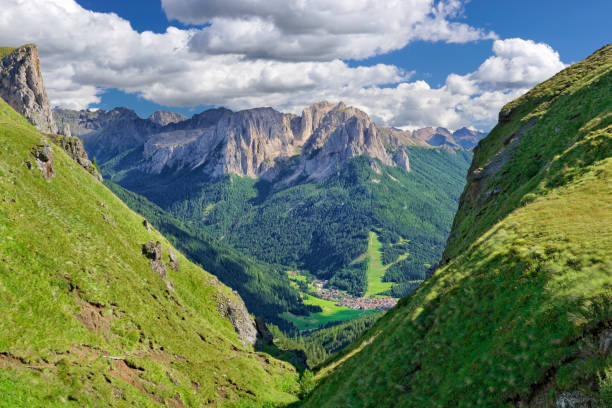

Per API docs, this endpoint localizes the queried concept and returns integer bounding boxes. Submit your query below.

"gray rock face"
[140,102,402,183]
[53,107,163,162]
[393,149,411,171]
[58,101,484,185]
[0,44,57,133]
[216,291,258,347]
[60,123,71,137]
[49,134,102,181]
[30,141,55,179]
[148,110,187,126]
[255,317,273,344]
[142,241,167,280]
[168,249,179,272]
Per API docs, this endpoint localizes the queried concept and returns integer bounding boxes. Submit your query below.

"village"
[312,279,397,311]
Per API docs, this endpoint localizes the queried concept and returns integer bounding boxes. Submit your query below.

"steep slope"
[304,45,612,407]
[0,44,57,133]
[0,98,300,406]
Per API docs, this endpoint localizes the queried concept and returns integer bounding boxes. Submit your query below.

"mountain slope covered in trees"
[111,147,472,299]
[303,44,612,408]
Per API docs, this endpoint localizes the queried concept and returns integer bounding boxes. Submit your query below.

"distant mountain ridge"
[53,101,486,185]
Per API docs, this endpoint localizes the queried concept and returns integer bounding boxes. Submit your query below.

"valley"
[59,97,473,331]
[0,6,610,404]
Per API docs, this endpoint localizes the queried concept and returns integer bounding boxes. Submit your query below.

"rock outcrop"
[142,241,167,279]
[393,148,411,171]
[216,291,258,347]
[28,140,55,179]
[48,134,102,181]
[168,249,179,272]
[0,44,57,133]
[148,110,187,126]
[255,317,274,345]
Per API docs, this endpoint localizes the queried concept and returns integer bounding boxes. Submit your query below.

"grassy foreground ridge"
[303,45,612,407]
[0,98,300,406]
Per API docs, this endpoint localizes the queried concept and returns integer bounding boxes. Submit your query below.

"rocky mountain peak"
[148,110,187,126]
[0,44,57,133]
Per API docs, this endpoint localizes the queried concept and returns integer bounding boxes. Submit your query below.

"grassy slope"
[0,99,299,407]
[363,231,400,297]
[303,45,612,407]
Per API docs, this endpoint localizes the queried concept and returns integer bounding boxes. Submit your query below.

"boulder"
[30,142,55,179]
[216,291,258,347]
[142,241,167,279]
[168,249,179,272]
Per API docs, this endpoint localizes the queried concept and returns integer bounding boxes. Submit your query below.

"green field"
[362,232,409,297]
[282,294,376,332]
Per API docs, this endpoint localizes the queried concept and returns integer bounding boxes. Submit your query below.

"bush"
[299,370,316,398]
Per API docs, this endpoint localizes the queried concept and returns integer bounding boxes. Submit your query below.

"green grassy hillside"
[0,98,299,407]
[303,45,612,407]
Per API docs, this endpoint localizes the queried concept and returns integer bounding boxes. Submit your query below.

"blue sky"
[2,0,610,130]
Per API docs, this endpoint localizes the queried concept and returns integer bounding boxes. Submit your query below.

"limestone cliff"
[0,44,57,133]
[57,101,482,186]
[148,110,187,126]
[140,102,402,183]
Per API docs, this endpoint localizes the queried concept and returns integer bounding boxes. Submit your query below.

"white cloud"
[0,1,566,131]
[470,38,567,90]
[163,0,497,61]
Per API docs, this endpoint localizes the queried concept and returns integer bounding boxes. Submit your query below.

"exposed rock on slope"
[216,290,259,347]
[148,110,186,126]
[0,44,57,133]
[48,134,102,181]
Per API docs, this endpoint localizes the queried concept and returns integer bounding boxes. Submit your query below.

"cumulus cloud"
[163,0,497,61]
[0,0,566,130]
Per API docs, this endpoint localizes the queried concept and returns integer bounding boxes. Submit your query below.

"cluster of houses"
[312,279,397,311]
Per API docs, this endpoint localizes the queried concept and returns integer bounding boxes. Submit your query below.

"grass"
[0,46,16,59]
[282,295,376,332]
[0,98,300,407]
[363,232,396,297]
[303,44,612,408]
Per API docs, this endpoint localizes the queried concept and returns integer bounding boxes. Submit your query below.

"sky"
[0,0,610,131]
